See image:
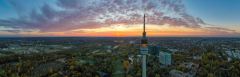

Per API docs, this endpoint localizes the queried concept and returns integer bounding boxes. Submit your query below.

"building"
[225,49,240,60]
[159,51,172,65]
[148,45,160,56]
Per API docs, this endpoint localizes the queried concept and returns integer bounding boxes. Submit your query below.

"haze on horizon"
[0,0,240,37]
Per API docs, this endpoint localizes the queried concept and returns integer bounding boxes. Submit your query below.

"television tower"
[140,14,148,77]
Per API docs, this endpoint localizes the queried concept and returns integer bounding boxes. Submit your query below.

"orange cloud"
[41,24,238,37]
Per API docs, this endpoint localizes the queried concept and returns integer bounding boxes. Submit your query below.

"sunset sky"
[0,0,240,37]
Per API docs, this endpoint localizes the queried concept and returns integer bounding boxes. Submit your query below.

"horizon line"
[0,36,239,38]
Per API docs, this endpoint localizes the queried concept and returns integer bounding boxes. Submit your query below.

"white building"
[225,50,240,60]
[159,51,172,65]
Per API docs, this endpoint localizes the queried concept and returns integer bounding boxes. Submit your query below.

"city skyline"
[0,0,240,37]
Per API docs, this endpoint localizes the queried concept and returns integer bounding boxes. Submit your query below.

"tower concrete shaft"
[142,55,147,77]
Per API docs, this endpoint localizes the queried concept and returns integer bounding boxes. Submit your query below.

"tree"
[0,69,6,77]
[230,60,240,77]
[207,73,215,77]
[155,74,160,77]
[198,51,228,77]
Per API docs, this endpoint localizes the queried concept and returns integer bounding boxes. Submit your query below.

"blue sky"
[0,0,239,37]
[184,0,240,26]
[0,0,17,19]
[0,0,57,19]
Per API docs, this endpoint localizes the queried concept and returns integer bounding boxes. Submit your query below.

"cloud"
[0,0,239,36]
[0,30,21,33]
[202,27,239,36]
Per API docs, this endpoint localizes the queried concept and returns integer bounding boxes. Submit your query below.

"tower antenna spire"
[144,14,146,33]
[141,13,148,77]
[143,14,146,38]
